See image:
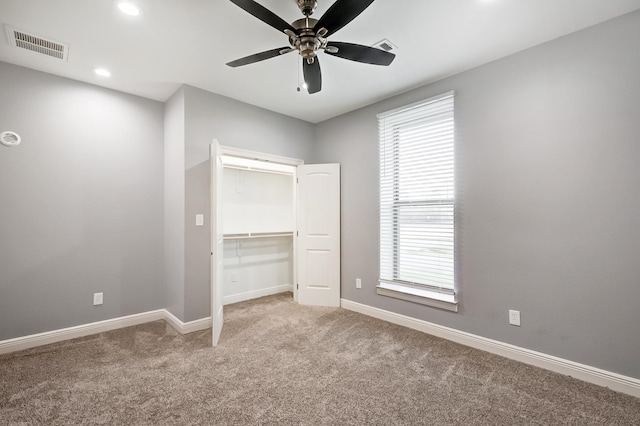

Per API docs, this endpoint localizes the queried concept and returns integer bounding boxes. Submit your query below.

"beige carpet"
[1,293,639,425]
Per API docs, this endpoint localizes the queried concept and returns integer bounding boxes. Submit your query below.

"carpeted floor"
[1,293,639,425]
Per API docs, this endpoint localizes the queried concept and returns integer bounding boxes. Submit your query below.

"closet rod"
[223,232,294,240]
[223,165,294,177]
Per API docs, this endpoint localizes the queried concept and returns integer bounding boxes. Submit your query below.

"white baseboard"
[6,298,637,399]
[0,309,212,355]
[164,310,212,334]
[223,284,292,306]
[0,310,165,355]
[340,299,640,398]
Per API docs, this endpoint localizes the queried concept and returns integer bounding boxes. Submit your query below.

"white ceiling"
[1,0,639,123]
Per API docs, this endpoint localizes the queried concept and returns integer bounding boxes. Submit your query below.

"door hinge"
[296,178,299,184]
[296,231,299,237]
[296,283,299,290]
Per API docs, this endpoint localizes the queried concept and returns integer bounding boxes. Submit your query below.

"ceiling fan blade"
[229,0,296,34]
[325,42,395,66]
[226,47,292,67]
[314,0,375,37]
[303,59,322,94]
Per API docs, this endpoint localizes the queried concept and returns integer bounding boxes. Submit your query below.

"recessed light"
[93,67,111,77]
[117,2,142,16]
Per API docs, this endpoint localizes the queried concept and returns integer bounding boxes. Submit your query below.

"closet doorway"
[210,142,340,346]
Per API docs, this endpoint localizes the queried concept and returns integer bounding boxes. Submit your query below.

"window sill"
[376,282,458,312]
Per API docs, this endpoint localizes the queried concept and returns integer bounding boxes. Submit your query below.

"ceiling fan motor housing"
[290,18,325,61]
[296,0,317,16]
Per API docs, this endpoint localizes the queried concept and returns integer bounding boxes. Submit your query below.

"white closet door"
[297,164,341,307]
[210,141,224,346]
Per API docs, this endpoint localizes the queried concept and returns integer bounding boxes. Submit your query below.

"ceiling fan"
[226,0,396,94]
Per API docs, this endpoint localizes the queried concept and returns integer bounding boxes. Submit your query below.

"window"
[377,91,457,311]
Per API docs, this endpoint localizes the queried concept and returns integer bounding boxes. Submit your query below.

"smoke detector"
[1,131,21,147]
[5,25,69,61]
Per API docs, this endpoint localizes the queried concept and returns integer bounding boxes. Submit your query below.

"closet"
[221,156,296,306]
[210,143,340,346]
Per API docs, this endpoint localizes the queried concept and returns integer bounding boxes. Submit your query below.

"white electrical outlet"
[509,309,521,326]
[356,278,362,289]
[231,272,238,282]
[93,292,103,306]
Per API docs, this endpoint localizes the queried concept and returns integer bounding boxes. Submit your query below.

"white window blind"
[378,91,455,294]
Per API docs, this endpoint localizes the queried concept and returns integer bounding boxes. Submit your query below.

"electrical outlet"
[93,292,103,306]
[509,309,521,326]
[231,272,238,282]
[356,278,362,289]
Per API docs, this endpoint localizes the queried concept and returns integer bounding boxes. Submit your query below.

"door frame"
[210,141,224,345]
[210,144,304,334]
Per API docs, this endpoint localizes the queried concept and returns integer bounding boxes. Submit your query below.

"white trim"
[219,145,304,166]
[377,282,457,312]
[224,284,293,306]
[340,299,640,398]
[0,310,165,355]
[163,310,212,334]
[0,309,212,355]
[223,232,294,240]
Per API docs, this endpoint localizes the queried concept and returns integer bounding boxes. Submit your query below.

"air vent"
[373,39,398,53]
[5,25,69,61]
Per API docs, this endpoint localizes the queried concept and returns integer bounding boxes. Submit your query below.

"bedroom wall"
[312,10,640,379]
[163,87,186,320]
[0,62,165,340]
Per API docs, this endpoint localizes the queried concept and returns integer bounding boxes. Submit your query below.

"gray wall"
[181,85,315,321]
[163,87,186,320]
[0,62,165,340]
[313,10,640,379]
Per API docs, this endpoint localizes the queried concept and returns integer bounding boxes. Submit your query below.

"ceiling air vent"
[5,25,69,61]
[373,39,398,53]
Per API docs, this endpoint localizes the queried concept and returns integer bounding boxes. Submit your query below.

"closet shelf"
[223,232,294,240]
[223,164,294,177]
